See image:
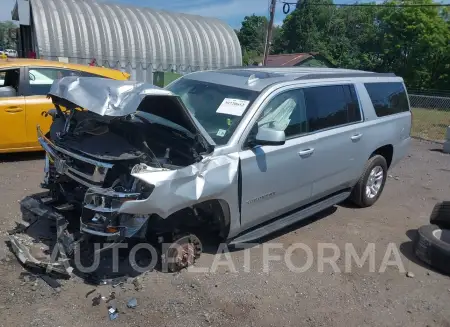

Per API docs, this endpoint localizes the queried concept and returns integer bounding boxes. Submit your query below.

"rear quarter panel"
[354,81,411,171]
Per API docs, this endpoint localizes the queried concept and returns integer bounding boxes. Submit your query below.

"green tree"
[267,0,450,90]
[376,0,450,89]
[334,4,382,70]
[0,21,17,49]
[237,14,268,63]
[273,0,336,55]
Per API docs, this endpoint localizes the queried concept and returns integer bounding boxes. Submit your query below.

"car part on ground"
[8,192,207,285]
[429,201,450,229]
[414,224,450,275]
[8,194,76,278]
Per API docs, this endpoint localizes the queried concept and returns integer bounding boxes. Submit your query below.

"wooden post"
[263,0,277,66]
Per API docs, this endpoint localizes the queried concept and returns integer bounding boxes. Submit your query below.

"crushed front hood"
[49,76,171,117]
[48,77,215,150]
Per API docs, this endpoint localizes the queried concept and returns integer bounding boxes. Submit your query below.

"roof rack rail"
[220,66,307,70]
[295,72,397,80]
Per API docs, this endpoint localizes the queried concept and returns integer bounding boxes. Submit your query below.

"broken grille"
[37,127,113,188]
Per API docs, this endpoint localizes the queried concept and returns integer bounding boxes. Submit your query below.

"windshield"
[166,77,259,145]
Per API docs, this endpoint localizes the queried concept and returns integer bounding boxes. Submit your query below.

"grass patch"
[411,108,450,141]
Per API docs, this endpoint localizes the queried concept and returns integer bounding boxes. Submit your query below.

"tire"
[414,224,450,275]
[429,201,450,229]
[349,154,388,208]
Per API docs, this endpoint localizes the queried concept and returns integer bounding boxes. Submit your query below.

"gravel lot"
[0,139,449,327]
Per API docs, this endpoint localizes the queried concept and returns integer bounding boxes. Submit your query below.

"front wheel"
[350,155,388,208]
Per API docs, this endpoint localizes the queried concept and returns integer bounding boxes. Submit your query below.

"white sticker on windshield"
[216,129,227,137]
[216,98,250,116]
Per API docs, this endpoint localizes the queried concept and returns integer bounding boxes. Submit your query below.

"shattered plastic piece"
[8,235,69,277]
[108,306,119,320]
[40,275,61,289]
[111,276,128,288]
[127,298,137,309]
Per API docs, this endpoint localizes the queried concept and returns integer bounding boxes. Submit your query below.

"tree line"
[236,0,450,91]
[0,21,17,50]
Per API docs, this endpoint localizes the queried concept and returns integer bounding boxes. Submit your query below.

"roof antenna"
[246,74,258,85]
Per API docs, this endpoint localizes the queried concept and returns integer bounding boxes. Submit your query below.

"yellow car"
[0,58,130,153]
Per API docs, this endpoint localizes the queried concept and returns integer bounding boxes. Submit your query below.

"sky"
[1,0,450,28]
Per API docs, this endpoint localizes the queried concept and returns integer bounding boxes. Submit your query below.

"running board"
[229,191,351,245]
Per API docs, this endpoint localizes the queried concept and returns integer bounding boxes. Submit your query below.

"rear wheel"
[350,155,388,208]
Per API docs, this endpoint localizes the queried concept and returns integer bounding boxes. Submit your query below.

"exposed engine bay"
[49,94,211,165]
[47,104,208,192]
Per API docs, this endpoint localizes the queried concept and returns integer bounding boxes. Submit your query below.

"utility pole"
[263,0,277,66]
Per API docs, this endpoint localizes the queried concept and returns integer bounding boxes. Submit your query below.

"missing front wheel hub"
[163,234,202,272]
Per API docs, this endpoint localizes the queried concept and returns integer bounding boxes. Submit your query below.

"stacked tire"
[414,202,450,275]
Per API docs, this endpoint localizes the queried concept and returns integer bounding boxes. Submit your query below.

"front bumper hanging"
[9,195,74,277]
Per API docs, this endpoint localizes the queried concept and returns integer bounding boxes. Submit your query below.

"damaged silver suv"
[26,67,411,268]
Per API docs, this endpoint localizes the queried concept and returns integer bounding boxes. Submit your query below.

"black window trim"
[242,82,364,149]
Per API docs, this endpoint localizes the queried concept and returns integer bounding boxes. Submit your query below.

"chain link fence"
[409,90,450,142]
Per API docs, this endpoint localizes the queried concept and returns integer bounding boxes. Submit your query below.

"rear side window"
[304,84,361,132]
[364,82,409,117]
[27,67,111,96]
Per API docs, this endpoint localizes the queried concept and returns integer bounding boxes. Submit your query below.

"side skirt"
[228,189,351,245]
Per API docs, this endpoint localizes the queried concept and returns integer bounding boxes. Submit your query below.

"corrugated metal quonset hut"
[11,0,242,82]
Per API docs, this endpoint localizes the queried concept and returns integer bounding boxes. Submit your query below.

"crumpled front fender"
[118,153,240,219]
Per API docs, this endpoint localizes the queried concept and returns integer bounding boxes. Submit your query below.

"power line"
[279,1,450,14]
[279,1,450,7]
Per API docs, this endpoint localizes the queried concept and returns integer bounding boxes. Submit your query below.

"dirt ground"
[0,139,449,327]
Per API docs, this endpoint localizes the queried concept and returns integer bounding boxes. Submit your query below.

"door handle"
[5,106,23,113]
[298,148,314,157]
[351,133,363,141]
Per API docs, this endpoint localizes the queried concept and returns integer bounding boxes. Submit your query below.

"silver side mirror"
[254,127,286,146]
